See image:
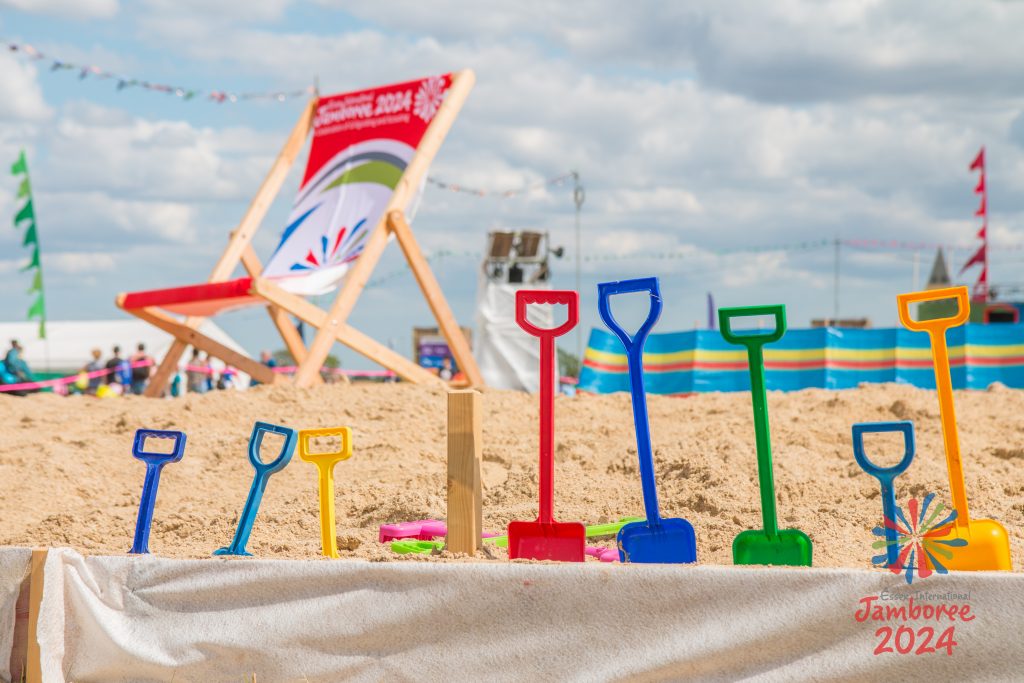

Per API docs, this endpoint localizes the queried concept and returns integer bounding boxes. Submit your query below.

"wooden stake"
[388,211,484,387]
[25,548,46,683]
[447,390,482,555]
[142,96,318,396]
[293,70,476,387]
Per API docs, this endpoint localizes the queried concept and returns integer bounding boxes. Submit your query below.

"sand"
[0,382,1022,569]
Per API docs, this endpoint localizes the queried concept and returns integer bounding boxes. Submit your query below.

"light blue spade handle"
[597,277,665,526]
[214,422,296,557]
[852,421,915,567]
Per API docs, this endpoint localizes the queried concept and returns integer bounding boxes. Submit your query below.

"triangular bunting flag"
[977,225,987,239]
[975,174,985,194]
[22,222,37,247]
[970,147,985,171]
[37,320,46,340]
[959,244,986,274]
[20,248,40,271]
[27,295,45,320]
[28,270,42,293]
[14,200,35,226]
[17,177,30,199]
[10,150,27,176]
[975,197,986,217]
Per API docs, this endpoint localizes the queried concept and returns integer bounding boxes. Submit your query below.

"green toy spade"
[719,304,812,567]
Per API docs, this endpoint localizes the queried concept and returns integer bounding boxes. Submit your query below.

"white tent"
[1,319,248,376]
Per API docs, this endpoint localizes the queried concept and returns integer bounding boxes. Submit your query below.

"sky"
[2,0,1024,368]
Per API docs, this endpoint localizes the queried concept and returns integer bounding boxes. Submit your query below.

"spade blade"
[618,518,697,564]
[508,520,586,562]
[733,528,812,567]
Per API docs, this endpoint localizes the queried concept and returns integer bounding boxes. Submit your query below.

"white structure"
[474,231,560,392]
[2,319,248,378]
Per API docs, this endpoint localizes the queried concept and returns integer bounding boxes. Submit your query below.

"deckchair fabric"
[120,278,258,317]
[262,74,452,296]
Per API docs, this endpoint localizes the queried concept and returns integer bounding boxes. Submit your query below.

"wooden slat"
[293,70,476,387]
[140,96,317,396]
[242,244,318,380]
[252,278,445,386]
[388,210,484,387]
[447,390,483,555]
[122,302,280,385]
[25,548,46,683]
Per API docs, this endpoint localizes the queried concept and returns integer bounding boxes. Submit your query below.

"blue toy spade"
[851,421,916,568]
[129,429,186,555]
[214,422,297,557]
[598,276,697,563]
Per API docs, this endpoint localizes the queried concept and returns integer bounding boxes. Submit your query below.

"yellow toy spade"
[897,285,1011,571]
[298,427,353,558]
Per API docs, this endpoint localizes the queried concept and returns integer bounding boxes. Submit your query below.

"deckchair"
[117,71,483,396]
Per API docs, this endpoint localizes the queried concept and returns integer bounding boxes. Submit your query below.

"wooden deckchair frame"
[118,70,483,395]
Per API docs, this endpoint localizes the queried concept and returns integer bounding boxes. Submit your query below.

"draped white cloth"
[32,548,1024,682]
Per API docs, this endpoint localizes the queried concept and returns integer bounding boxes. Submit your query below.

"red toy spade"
[507,289,586,562]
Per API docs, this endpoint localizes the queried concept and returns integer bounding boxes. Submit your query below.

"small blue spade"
[214,422,297,557]
[598,276,697,564]
[129,429,186,555]
[852,421,915,567]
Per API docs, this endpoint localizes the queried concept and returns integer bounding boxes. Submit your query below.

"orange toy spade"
[897,285,1011,571]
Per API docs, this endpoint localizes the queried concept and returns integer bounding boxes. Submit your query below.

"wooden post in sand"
[447,390,482,555]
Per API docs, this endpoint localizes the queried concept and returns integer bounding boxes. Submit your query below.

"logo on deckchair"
[263,73,452,296]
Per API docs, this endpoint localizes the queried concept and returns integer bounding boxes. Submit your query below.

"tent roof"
[927,248,951,288]
[3,319,249,373]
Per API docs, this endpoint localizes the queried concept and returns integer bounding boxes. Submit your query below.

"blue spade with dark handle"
[852,420,915,567]
[214,422,297,557]
[598,276,697,563]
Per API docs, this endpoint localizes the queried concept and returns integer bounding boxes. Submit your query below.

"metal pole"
[572,171,585,368]
[833,237,840,323]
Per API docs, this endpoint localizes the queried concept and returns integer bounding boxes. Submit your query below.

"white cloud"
[0,0,118,19]
[0,52,52,122]
[47,251,117,273]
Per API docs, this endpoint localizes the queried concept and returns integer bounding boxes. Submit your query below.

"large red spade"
[507,289,586,562]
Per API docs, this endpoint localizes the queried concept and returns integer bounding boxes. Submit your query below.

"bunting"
[961,146,988,301]
[6,40,313,105]
[11,150,46,339]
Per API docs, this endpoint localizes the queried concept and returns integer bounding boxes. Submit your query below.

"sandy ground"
[0,382,1021,569]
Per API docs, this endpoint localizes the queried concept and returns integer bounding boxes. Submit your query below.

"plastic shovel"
[390,518,643,556]
[129,429,186,555]
[598,277,696,564]
[298,427,353,558]
[719,304,812,566]
[508,289,586,561]
[214,422,297,557]
[852,421,916,568]
[897,286,1012,570]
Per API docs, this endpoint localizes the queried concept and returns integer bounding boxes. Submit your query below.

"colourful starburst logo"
[873,492,969,584]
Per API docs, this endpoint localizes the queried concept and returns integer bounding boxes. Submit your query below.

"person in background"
[250,350,276,387]
[84,348,104,395]
[438,356,454,382]
[129,343,153,395]
[4,340,32,383]
[201,353,214,392]
[186,348,207,394]
[105,346,125,391]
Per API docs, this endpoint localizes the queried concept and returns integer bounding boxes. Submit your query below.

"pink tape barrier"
[0,359,154,393]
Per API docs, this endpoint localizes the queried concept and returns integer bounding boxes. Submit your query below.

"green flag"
[21,248,39,271]
[17,177,30,199]
[22,222,37,248]
[37,320,46,340]
[27,270,42,293]
[14,200,34,226]
[27,295,45,320]
[10,150,27,176]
